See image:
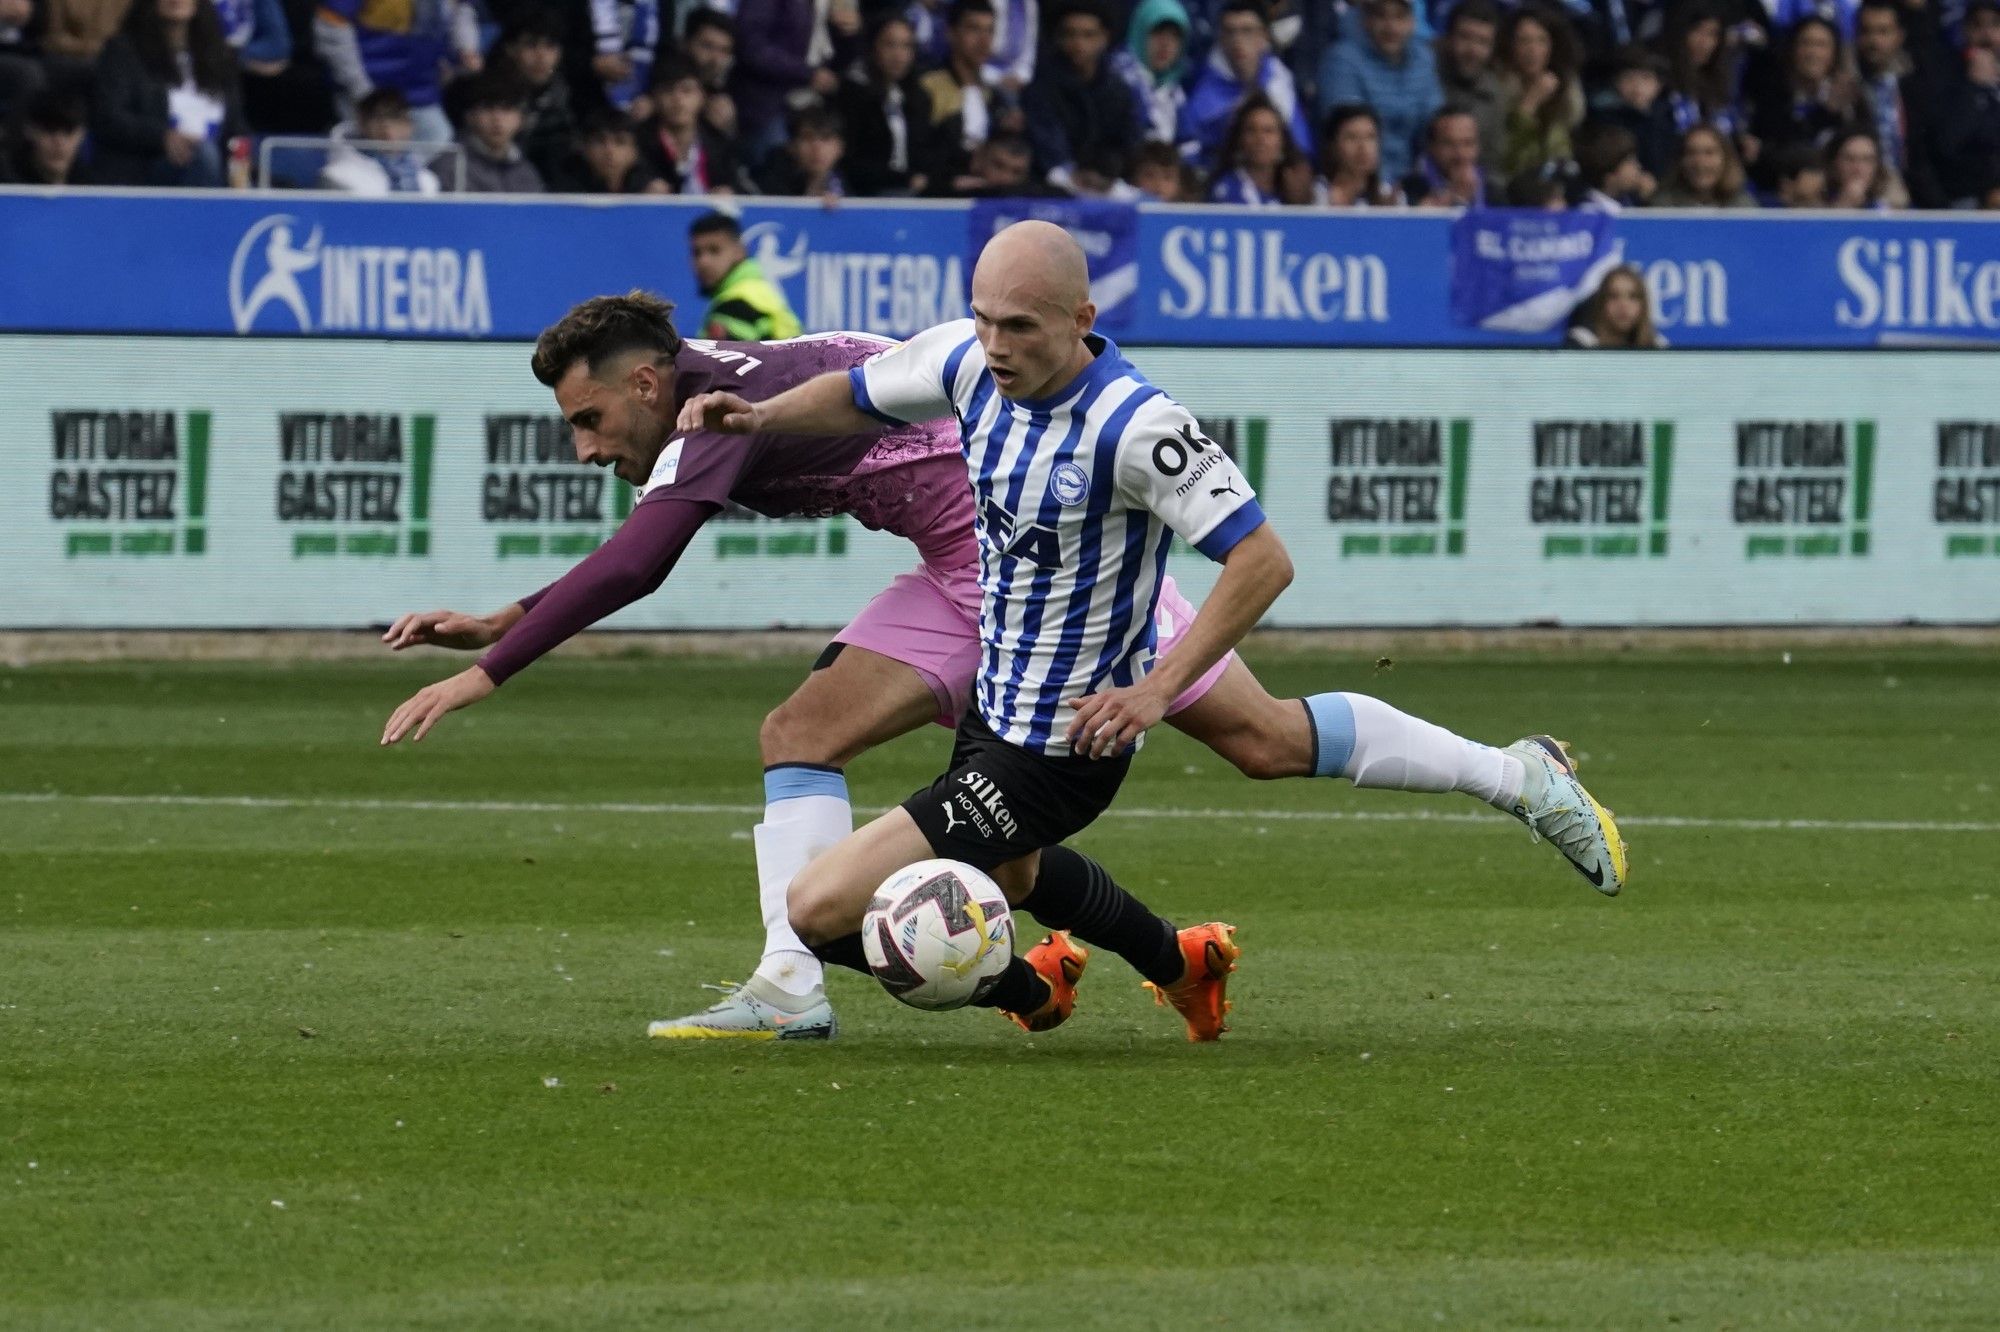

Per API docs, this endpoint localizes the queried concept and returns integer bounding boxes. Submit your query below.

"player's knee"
[1226,710,1313,781]
[759,698,836,767]
[786,870,849,946]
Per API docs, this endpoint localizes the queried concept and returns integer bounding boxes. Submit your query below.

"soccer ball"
[862,859,1016,1011]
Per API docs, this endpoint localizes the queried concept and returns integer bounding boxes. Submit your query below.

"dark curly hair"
[531,290,684,387]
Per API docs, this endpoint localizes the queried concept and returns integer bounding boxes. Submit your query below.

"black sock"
[809,932,870,976]
[967,955,1052,1013]
[1020,845,1183,987]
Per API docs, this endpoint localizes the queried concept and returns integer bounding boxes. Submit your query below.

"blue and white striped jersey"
[850,319,1267,756]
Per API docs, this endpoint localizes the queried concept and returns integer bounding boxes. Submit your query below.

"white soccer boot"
[646,974,838,1041]
[1503,735,1630,897]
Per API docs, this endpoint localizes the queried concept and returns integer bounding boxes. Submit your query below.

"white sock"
[1308,692,1524,808]
[749,766,852,998]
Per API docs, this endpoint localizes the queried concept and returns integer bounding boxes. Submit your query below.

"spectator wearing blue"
[1769,0,1861,40]
[213,0,288,74]
[1184,0,1309,163]
[1111,0,1191,144]
[904,0,951,65]
[1208,88,1312,203]
[1660,1,1746,141]
[314,0,479,145]
[93,0,243,186]
[984,0,1037,91]
[1321,0,1439,181]
[1023,0,1134,190]
[589,0,661,114]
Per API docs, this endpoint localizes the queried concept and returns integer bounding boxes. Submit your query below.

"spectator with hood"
[93,0,244,186]
[1111,0,1190,144]
[1184,0,1309,162]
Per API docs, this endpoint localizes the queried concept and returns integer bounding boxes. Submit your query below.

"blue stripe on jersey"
[1021,384,1164,752]
[847,366,909,427]
[994,376,1118,732]
[1110,523,1177,687]
[939,336,977,403]
[978,404,1052,722]
[1194,498,1268,562]
[969,398,1020,722]
[1083,509,1155,694]
[961,368,998,458]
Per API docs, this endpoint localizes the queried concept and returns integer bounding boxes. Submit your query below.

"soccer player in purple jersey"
[381,289,1627,1043]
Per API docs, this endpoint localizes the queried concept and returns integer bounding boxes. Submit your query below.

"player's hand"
[380,666,495,746]
[677,390,760,434]
[1065,682,1170,760]
[380,609,501,651]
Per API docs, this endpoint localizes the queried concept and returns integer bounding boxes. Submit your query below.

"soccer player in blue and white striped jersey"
[681,220,1296,1036]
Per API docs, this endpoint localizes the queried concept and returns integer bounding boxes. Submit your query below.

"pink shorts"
[833,562,1235,728]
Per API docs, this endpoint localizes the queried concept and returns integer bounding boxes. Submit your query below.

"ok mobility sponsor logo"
[49,409,209,558]
[230,214,492,336]
[742,220,965,339]
[1732,420,1875,558]
[1530,420,1674,559]
[1325,418,1469,557]
[275,412,434,557]
[1935,422,2000,557]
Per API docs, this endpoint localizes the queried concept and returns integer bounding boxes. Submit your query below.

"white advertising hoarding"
[2,337,1995,628]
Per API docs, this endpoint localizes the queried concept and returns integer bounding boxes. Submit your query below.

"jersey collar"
[1007,333,1121,414]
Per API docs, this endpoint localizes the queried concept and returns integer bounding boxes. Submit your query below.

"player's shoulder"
[1104,383,1200,450]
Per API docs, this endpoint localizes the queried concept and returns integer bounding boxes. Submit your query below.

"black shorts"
[901,711,1131,872]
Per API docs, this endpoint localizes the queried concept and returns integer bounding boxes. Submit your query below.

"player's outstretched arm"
[1067,524,1294,759]
[677,370,875,438]
[380,602,527,651]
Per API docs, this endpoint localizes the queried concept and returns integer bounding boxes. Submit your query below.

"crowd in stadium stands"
[2,0,1998,207]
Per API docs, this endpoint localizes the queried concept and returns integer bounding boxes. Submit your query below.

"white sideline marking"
[2,791,1997,834]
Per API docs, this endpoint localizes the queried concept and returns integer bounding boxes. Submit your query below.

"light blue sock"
[1302,693,1357,779]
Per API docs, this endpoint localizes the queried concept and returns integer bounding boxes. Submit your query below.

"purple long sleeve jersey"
[476,334,973,686]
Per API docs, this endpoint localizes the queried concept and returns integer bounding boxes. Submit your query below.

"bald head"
[974,220,1091,313]
[969,221,1097,401]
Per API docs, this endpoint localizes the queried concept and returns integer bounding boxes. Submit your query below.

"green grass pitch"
[3,647,1997,1329]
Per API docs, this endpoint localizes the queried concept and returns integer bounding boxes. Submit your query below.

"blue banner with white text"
[5,188,2000,348]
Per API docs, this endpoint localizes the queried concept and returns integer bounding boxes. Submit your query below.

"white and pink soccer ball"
[862,859,1016,1010]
